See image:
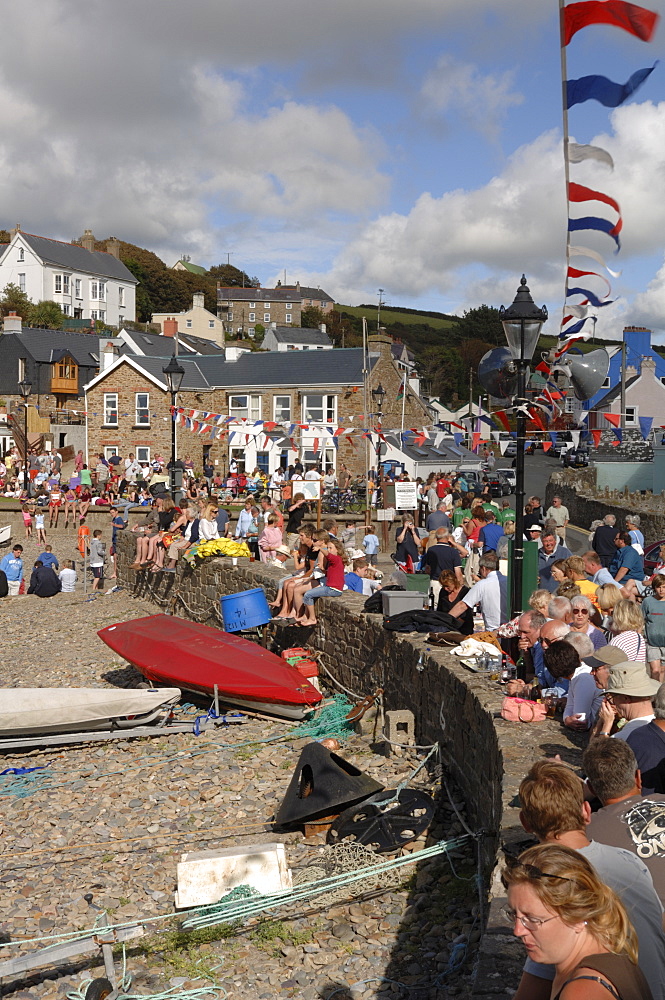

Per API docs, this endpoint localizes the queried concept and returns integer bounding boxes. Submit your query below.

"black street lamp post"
[162,354,185,498]
[371,382,386,481]
[18,377,32,494]
[499,276,547,616]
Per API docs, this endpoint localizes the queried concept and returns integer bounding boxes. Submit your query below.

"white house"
[0,228,137,326]
[261,324,333,352]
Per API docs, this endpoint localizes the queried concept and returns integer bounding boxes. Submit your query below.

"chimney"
[102,340,120,370]
[319,323,327,334]
[106,237,121,259]
[192,291,205,309]
[10,224,21,241]
[3,311,22,333]
[368,332,393,361]
[163,318,178,338]
[271,321,277,329]
[80,229,96,252]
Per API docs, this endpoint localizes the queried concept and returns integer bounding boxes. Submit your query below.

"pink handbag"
[501,696,547,723]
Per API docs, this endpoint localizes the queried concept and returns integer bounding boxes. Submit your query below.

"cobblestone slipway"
[0,582,480,1000]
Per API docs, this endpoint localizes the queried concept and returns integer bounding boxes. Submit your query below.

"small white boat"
[0,687,181,738]
[0,524,11,546]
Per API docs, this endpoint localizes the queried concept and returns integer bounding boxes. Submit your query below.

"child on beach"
[35,507,46,544]
[22,501,34,539]
[363,523,380,566]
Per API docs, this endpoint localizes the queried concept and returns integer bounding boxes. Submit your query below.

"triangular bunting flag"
[604,412,621,427]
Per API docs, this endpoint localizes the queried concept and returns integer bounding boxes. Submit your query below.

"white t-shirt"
[59,568,77,593]
[524,840,665,998]
[463,571,507,631]
[304,470,321,481]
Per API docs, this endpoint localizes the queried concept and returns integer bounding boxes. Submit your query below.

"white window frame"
[135,392,150,426]
[264,313,270,322]
[118,286,124,307]
[103,392,118,426]
[274,395,291,423]
[63,275,70,294]
[625,406,637,426]
[91,280,98,300]
[104,446,118,460]
[249,301,256,308]
[75,278,82,299]
[285,302,292,309]
[18,357,26,382]
[18,247,24,261]
[286,313,292,322]
[186,319,192,328]
[136,446,150,464]
[98,310,105,323]
[229,394,262,421]
[91,310,98,321]
[18,273,25,292]
[98,281,106,301]
[62,303,71,316]
[249,312,255,322]
[209,320,215,328]
[54,274,62,294]
[602,376,611,388]
[303,393,337,424]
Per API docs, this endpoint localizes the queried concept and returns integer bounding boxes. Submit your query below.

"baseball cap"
[605,662,662,699]
[585,646,626,671]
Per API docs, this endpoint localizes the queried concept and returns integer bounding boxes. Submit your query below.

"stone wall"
[545,467,665,537]
[115,531,584,995]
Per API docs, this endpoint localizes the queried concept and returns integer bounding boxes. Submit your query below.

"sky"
[1,0,664,341]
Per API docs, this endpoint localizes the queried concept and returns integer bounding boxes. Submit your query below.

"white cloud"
[632,258,665,335]
[420,56,523,141]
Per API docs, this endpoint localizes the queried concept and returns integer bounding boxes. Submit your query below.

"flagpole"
[400,372,406,435]
[362,316,371,520]
[559,0,573,329]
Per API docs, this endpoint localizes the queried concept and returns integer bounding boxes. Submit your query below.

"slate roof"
[298,286,333,301]
[589,373,641,409]
[120,330,224,356]
[13,233,136,283]
[105,347,372,392]
[217,287,296,303]
[5,328,103,367]
[269,326,332,346]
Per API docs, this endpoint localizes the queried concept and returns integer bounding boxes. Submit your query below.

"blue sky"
[0,0,663,340]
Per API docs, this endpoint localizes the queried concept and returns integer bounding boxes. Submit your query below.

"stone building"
[83,334,431,475]
[151,292,225,346]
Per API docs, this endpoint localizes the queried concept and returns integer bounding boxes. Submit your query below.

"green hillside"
[337,303,457,330]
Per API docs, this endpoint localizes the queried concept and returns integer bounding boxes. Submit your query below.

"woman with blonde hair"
[502,843,651,999]
[198,502,220,541]
[565,555,599,603]
[550,558,569,588]
[529,589,551,617]
[608,598,646,662]
[596,583,622,631]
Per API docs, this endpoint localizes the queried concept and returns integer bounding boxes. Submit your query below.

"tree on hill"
[208,263,259,287]
[448,305,504,347]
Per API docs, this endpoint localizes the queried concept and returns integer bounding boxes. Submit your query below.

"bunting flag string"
[559,0,659,342]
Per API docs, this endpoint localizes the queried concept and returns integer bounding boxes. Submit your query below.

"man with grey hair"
[448,551,507,630]
[426,501,450,532]
[563,631,602,729]
[584,737,665,903]
[547,595,572,623]
[538,529,572,592]
[624,682,665,795]
[592,512,619,568]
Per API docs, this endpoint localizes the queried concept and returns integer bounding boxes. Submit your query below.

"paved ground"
[0,591,480,1000]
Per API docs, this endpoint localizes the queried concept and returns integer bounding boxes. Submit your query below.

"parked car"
[503,440,517,458]
[644,540,665,576]
[500,469,516,490]
[562,449,589,468]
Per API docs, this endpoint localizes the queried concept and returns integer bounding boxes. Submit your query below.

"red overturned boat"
[98,614,322,721]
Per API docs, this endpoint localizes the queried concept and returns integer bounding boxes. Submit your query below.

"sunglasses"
[572,608,590,615]
[503,854,582,887]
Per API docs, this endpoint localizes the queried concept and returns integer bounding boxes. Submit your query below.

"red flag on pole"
[563,1,659,46]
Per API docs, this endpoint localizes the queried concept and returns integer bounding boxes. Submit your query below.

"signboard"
[384,482,418,511]
[300,480,321,501]
[376,507,396,521]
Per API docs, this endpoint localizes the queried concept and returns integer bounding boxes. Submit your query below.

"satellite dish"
[553,348,610,401]
[478,347,519,400]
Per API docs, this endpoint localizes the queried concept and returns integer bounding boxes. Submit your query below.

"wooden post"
[317,493,321,529]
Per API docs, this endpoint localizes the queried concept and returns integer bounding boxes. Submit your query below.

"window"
[249,301,256,308]
[264,313,270,322]
[285,302,292,309]
[286,313,292,323]
[91,281,98,299]
[91,310,98,321]
[564,396,575,414]
[229,394,261,420]
[98,310,105,322]
[230,447,245,473]
[274,395,291,422]
[18,273,25,292]
[18,247,24,261]
[104,392,118,426]
[18,357,26,382]
[303,394,336,423]
[118,286,124,307]
[104,446,118,460]
[136,447,150,464]
[98,282,106,301]
[209,320,215,328]
[62,304,70,316]
[625,406,637,426]
[54,275,62,294]
[63,275,70,294]
[264,302,271,308]
[602,376,611,388]
[256,451,270,474]
[75,278,82,299]
[249,312,255,322]
[135,392,150,426]
[186,319,192,328]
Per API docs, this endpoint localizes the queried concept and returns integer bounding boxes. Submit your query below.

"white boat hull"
[0,688,181,737]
